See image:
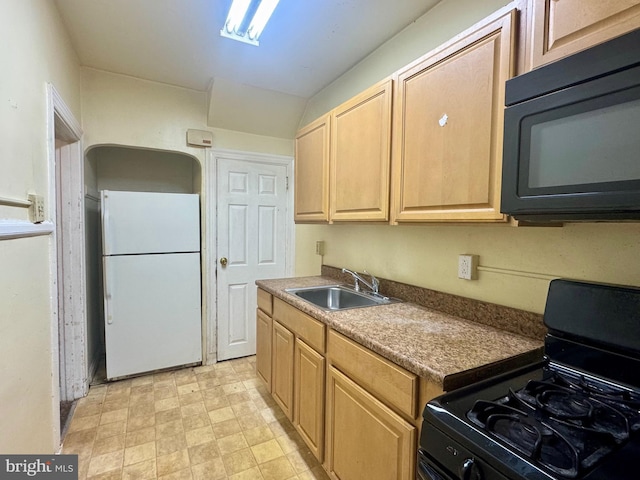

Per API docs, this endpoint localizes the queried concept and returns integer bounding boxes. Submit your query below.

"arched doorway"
[83,145,203,383]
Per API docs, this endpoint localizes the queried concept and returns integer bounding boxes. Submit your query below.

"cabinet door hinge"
[286,176,289,190]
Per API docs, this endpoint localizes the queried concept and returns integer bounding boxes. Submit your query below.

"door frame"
[46,83,86,447]
[205,148,294,364]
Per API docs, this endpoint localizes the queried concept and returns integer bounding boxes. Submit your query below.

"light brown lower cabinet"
[256,297,431,478]
[256,309,272,391]
[272,321,294,420]
[294,339,325,460]
[325,366,417,480]
[263,299,328,462]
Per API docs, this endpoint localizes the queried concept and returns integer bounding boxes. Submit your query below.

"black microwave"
[501,28,640,222]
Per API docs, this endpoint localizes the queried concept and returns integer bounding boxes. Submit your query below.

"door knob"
[220,257,228,267]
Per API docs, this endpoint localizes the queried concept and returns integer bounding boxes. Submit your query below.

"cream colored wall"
[81,68,294,160]
[295,0,640,314]
[0,237,59,451]
[209,127,294,157]
[0,0,82,453]
[296,223,640,314]
[0,0,82,218]
[81,68,209,163]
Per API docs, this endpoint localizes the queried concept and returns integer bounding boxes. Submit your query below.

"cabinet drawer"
[273,298,325,353]
[257,288,273,316]
[328,330,418,419]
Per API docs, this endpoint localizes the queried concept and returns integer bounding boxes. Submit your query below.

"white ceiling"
[55,0,441,137]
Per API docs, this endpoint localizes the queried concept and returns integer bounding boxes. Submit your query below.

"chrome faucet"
[342,268,380,294]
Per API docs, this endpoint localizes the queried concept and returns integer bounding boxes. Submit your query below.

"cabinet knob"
[220,257,228,267]
[438,113,448,127]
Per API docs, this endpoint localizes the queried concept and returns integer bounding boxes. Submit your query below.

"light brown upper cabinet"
[294,114,331,222]
[391,9,515,223]
[529,0,640,70]
[330,79,393,222]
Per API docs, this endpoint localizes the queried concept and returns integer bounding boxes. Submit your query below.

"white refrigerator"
[101,190,202,380]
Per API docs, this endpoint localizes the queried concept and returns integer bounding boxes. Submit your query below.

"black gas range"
[418,279,640,480]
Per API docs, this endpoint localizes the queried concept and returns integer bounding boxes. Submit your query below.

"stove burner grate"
[468,401,579,477]
[553,373,640,431]
[466,371,640,478]
[514,381,630,442]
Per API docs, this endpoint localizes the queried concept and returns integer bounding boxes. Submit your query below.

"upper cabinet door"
[294,114,331,223]
[529,0,640,70]
[391,10,515,223]
[330,79,393,222]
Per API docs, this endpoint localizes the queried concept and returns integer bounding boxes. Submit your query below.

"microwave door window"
[524,95,640,194]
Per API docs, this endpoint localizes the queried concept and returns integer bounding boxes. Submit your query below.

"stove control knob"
[460,458,482,480]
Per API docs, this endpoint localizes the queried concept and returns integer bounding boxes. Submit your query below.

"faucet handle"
[364,270,379,293]
[342,268,361,291]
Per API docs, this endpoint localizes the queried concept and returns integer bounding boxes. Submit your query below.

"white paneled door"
[216,157,288,360]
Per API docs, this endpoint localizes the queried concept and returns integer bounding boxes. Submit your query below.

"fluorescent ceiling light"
[221,0,280,46]
[225,0,251,33]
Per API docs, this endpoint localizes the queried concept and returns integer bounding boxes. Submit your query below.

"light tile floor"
[62,356,330,480]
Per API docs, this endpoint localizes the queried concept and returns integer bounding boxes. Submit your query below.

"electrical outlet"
[458,254,479,280]
[315,240,325,256]
[28,194,45,223]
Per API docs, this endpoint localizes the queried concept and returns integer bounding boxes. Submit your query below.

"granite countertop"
[256,276,544,391]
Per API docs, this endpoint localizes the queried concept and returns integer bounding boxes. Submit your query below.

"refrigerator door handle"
[103,258,114,325]
[101,190,111,255]
[105,294,113,325]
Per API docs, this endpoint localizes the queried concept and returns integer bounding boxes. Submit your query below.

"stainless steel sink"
[285,285,397,311]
